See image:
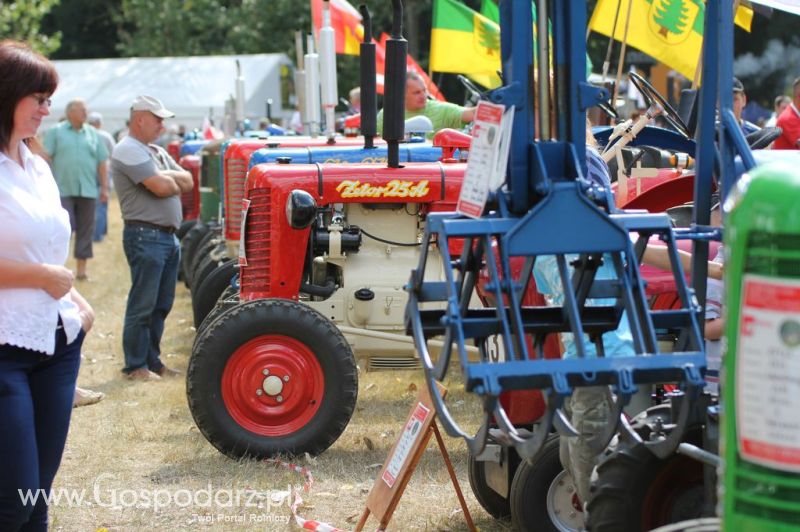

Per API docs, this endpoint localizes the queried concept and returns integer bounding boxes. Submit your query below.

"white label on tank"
[736,273,800,472]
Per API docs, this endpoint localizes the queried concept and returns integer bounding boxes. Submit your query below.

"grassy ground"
[51,199,512,531]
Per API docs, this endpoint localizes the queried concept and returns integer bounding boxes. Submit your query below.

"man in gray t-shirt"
[112,95,193,382]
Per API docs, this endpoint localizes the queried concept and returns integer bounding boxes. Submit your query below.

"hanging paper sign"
[456,101,513,218]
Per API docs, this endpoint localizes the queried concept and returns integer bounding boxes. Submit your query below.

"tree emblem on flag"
[473,14,500,57]
[647,0,700,45]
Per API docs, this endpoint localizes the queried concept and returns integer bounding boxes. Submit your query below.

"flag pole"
[612,0,633,109]
[597,0,624,81]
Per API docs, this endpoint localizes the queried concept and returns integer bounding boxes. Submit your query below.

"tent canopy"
[45,53,294,135]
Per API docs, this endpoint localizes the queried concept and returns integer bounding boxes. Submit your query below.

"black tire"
[194,285,239,340]
[180,221,209,286]
[510,434,584,532]
[187,299,358,458]
[187,229,223,289]
[177,219,197,241]
[586,430,705,531]
[192,259,237,328]
[468,445,519,519]
[190,245,228,296]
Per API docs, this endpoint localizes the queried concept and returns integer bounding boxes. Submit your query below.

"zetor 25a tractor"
[186,4,468,459]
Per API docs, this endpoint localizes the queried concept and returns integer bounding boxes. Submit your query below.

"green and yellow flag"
[589,0,753,81]
[430,0,502,88]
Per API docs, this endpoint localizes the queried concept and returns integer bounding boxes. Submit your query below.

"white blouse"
[0,142,82,354]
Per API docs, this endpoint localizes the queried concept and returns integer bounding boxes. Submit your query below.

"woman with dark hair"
[0,40,95,531]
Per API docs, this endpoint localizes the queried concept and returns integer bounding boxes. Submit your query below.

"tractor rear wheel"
[187,299,358,458]
[177,219,197,241]
[190,247,228,297]
[180,221,209,286]
[510,434,584,532]
[187,231,224,290]
[192,259,237,328]
[586,432,705,531]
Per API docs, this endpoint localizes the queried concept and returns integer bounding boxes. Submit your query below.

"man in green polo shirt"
[44,99,109,280]
[376,71,476,137]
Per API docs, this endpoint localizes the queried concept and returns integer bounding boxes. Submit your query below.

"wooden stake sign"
[355,384,475,531]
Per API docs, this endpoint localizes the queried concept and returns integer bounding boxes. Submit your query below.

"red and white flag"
[310,0,363,55]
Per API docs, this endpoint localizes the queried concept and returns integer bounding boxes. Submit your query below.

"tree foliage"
[41,0,120,59]
[0,0,62,55]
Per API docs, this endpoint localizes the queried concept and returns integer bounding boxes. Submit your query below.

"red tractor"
[187,159,466,458]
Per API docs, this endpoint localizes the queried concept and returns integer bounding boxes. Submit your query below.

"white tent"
[45,53,295,136]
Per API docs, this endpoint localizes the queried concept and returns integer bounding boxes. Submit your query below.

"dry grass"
[51,199,512,532]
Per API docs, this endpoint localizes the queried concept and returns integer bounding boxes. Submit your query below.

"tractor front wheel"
[187,299,358,458]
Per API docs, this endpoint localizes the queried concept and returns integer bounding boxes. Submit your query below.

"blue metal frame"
[404,0,754,461]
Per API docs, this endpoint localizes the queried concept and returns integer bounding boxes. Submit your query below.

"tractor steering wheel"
[597,98,619,121]
[745,126,782,150]
[457,74,483,105]
[629,71,690,139]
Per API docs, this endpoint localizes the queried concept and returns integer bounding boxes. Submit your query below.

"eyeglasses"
[31,94,52,108]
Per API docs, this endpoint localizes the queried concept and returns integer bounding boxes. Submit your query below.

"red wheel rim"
[222,335,324,436]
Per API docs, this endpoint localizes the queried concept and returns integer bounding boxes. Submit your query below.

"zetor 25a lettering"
[335,179,430,199]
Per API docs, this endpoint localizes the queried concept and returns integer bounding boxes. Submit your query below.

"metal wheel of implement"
[511,434,583,532]
[467,444,520,519]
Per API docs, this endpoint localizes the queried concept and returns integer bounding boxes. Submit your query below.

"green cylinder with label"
[721,161,800,531]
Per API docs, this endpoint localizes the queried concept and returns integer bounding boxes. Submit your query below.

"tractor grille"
[240,187,272,294]
[367,356,421,371]
[181,188,197,219]
[225,157,247,239]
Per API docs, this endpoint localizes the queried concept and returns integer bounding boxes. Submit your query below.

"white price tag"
[457,101,513,218]
[237,198,251,267]
[736,274,800,472]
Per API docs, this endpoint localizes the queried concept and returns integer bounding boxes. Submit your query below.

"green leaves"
[0,0,62,54]
[115,0,311,57]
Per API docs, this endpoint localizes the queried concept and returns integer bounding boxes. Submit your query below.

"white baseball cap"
[131,95,175,118]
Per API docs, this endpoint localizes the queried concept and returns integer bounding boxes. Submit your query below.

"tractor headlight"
[286,189,317,229]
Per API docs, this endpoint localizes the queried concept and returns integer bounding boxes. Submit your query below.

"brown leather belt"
[125,220,177,234]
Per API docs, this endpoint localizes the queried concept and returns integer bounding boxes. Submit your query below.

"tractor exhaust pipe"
[235,60,246,134]
[319,0,338,142]
[359,4,377,149]
[382,0,407,168]
[294,31,307,135]
[304,33,322,137]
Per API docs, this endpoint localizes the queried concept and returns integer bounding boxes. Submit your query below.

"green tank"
[721,161,800,531]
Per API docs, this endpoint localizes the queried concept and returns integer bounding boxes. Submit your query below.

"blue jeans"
[0,327,84,532]
[122,225,180,374]
[93,201,107,242]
